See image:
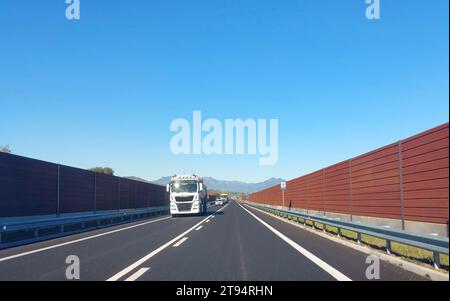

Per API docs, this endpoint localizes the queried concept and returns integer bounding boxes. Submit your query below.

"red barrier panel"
[401,123,449,224]
[250,123,449,225]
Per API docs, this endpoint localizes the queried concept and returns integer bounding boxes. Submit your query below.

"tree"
[0,145,11,154]
[89,167,114,175]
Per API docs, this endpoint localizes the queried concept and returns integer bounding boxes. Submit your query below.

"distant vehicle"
[208,194,217,205]
[167,174,208,216]
[216,193,229,206]
[220,193,229,203]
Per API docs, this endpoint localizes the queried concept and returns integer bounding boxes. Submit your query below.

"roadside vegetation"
[88,167,114,175]
[0,145,11,153]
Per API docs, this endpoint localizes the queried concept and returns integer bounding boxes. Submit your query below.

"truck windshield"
[171,180,198,193]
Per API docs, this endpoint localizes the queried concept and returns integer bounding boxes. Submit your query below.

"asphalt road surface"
[0,201,427,281]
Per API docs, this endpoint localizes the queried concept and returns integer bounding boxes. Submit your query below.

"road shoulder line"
[237,202,351,281]
[244,203,448,282]
[0,216,171,263]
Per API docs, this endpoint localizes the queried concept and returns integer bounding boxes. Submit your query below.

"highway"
[0,201,427,281]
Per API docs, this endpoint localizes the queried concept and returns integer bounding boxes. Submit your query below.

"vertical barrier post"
[305,176,309,216]
[118,178,121,211]
[322,169,325,216]
[147,184,150,209]
[56,164,60,217]
[94,172,97,214]
[134,181,137,210]
[349,159,353,222]
[398,141,405,230]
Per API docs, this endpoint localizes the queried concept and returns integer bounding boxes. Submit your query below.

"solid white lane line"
[124,268,150,281]
[195,226,203,231]
[173,237,189,247]
[107,203,230,281]
[0,216,172,263]
[238,203,352,281]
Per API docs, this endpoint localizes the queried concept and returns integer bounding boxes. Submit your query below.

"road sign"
[281,181,286,208]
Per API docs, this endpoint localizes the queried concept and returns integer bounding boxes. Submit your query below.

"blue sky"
[0,0,448,182]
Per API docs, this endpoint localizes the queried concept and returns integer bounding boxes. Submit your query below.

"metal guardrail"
[0,206,169,250]
[245,202,449,269]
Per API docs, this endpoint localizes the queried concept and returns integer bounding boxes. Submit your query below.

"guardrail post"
[386,240,391,254]
[433,252,441,270]
[357,232,361,244]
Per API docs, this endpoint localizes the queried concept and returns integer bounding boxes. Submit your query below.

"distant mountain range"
[147,176,285,194]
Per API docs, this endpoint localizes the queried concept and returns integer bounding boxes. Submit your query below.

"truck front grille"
[177,203,193,212]
[175,196,194,202]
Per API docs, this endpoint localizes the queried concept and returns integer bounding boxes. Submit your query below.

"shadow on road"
[208,211,224,216]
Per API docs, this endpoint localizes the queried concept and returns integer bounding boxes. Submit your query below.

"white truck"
[215,193,229,206]
[166,174,208,216]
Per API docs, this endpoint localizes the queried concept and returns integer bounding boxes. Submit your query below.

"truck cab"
[167,175,208,216]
